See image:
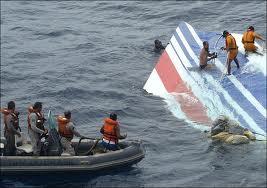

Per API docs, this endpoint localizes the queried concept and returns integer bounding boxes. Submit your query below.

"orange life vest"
[1,108,19,131]
[242,31,255,44]
[27,106,45,131]
[57,116,73,139]
[226,34,238,50]
[102,118,118,144]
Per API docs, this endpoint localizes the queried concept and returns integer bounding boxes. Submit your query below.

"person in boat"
[154,39,165,53]
[220,30,240,75]
[210,115,256,144]
[57,110,84,155]
[199,41,217,70]
[242,26,265,55]
[1,101,21,156]
[28,102,48,156]
[100,113,127,151]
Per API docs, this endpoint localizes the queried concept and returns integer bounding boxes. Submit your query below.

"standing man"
[199,41,217,70]
[57,111,84,155]
[1,101,21,156]
[242,26,265,55]
[221,30,240,75]
[28,102,48,156]
[100,113,127,151]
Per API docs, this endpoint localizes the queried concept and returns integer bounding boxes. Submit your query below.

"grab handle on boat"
[75,137,101,156]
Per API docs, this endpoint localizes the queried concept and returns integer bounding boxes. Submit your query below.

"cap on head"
[64,110,71,119]
[33,102,42,110]
[7,101,15,110]
[110,113,117,121]
[248,26,254,31]
[222,30,229,38]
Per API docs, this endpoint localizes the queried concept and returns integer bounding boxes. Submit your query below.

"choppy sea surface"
[1,1,266,187]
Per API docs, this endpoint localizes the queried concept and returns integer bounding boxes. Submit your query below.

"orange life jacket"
[27,106,45,131]
[57,116,73,139]
[226,34,238,50]
[102,118,118,144]
[1,108,19,131]
[242,31,255,44]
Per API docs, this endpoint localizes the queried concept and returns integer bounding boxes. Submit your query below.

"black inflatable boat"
[0,136,145,175]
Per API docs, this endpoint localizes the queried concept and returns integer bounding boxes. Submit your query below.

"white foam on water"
[189,71,236,120]
[171,92,199,105]
[164,95,211,132]
[232,33,266,76]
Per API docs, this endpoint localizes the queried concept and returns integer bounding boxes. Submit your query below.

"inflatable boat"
[0,136,145,175]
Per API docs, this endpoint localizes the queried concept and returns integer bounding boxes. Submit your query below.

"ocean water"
[0,1,266,187]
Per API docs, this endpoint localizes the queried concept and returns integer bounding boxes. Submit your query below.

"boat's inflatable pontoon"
[0,136,145,175]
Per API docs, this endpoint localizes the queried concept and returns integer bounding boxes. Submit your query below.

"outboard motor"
[42,128,63,156]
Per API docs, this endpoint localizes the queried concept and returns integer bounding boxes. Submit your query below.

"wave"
[11,52,55,59]
[62,42,96,52]
[232,33,266,76]
[94,2,141,13]
[10,26,33,32]
[34,29,80,39]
